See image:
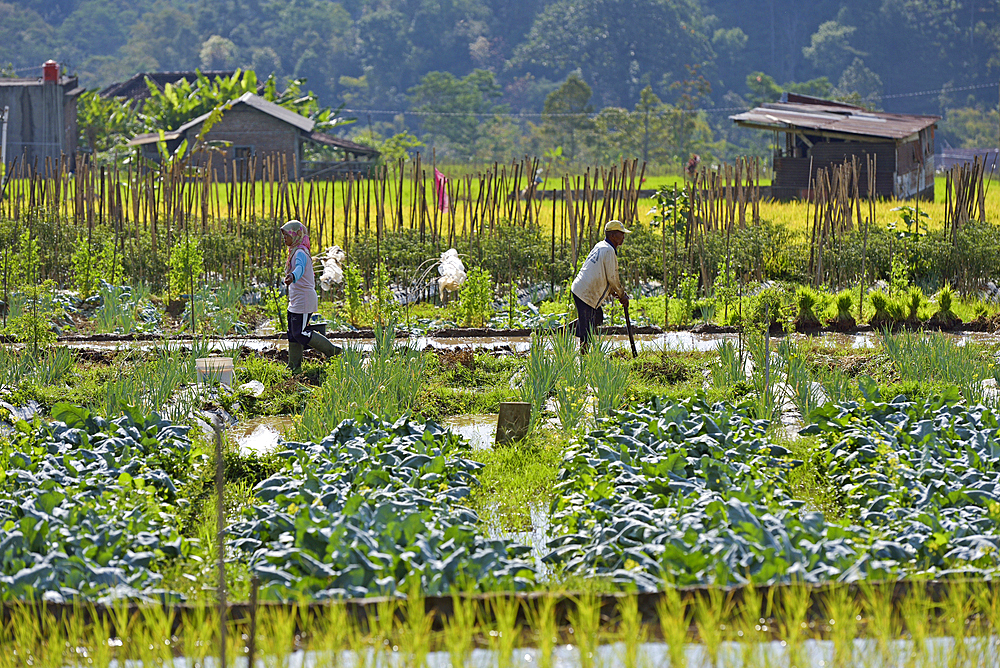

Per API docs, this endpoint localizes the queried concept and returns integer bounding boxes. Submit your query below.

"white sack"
[319,245,346,292]
[438,248,466,299]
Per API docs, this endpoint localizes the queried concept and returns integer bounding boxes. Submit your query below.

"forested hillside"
[2,0,997,162]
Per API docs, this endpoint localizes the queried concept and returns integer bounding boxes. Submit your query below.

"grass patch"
[469,430,568,531]
[783,433,845,522]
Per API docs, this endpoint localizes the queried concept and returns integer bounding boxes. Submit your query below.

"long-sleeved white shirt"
[571,239,624,309]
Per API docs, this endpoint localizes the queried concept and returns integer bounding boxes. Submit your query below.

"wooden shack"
[731,94,939,200]
[127,92,378,179]
[0,61,83,172]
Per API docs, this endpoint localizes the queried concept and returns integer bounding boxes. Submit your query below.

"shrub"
[456,267,493,327]
[344,263,363,325]
[168,237,204,299]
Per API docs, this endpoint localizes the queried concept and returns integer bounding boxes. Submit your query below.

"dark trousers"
[572,293,603,344]
[287,311,314,347]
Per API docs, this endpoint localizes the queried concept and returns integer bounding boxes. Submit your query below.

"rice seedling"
[568,593,601,668]
[859,581,901,668]
[444,593,478,668]
[136,605,177,667]
[525,594,559,668]
[308,602,351,666]
[483,594,521,668]
[941,580,974,666]
[257,602,301,667]
[347,608,377,668]
[831,289,855,329]
[0,603,35,668]
[179,604,219,668]
[775,582,812,668]
[400,579,433,668]
[823,584,860,667]
[906,286,925,322]
[82,604,116,668]
[694,588,733,668]
[373,597,399,666]
[735,582,768,668]
[615,595,650,668]
[657,586,692,668]
[900,581,933,668]
[794,286,822,330]
[930,283,960,327]
[869,290,895,329]
[972,582,1000,666]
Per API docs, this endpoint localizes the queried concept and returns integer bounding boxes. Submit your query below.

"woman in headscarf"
[280,220,340,372]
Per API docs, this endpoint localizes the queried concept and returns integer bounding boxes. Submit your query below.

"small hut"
[731,94,939,200]
[127,92,378,179]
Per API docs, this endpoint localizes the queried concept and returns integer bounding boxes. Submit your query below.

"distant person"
[281,220,341,372]
[570,220,630,354]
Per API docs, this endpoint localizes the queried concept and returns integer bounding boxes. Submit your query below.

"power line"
[342,81,998,120]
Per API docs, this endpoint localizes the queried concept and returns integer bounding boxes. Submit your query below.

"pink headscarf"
[281,220,311,273]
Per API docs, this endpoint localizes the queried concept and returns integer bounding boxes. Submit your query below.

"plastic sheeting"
[437,248,466,300]
[318,246,346,292]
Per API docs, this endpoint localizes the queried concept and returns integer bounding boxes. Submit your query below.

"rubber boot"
[288,342,304,373]
[308,331,343,357]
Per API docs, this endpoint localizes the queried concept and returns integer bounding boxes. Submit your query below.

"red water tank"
[43,60,59,83]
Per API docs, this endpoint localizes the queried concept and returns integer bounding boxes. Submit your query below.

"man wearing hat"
[570,220,630,353]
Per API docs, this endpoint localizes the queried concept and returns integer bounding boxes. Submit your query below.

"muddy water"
[38,328,1000,356]
[443,413,497,449]
[231,416,297,456]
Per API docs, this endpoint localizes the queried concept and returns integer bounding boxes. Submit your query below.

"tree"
[408,69,505,160]
[135,69,352,140]
[669,65,712,166]
[592,86,674,165]
[76,90,143,159]
[835,57,883,108]
[744,71,833,108]
[540,73,595,161]
[0,3,54,68]
[802,20,862,78]
[513,0,712,107]
[940,107,1000,149]
[200,35,238,70]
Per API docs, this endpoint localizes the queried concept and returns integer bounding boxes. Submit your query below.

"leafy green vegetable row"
[230,415,537,600]
[0,406,200,601]
[546,395,1000,588]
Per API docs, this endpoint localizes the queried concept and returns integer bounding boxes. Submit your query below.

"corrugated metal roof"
[127,93,314,146]
[731,99,939,141]
[235,92,314,132]
[99,70,239,100]
[307,131,379,155]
